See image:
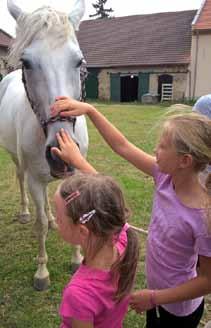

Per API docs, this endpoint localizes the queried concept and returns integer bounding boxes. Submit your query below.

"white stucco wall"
[189,33,211,98]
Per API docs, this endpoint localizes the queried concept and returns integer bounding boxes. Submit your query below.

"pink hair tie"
[115,223,130,256]
[65,190,80,205]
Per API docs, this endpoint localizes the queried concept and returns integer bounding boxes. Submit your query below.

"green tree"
[89,0,114,19]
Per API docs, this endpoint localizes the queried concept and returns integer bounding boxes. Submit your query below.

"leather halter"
[21,61,88,137]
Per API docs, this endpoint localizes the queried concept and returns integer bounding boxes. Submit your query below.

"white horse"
[0,0,88,290]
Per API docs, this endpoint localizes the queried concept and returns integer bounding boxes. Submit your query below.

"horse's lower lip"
[50,170,65,178]
[50,169,74,179]
[50,171,59,178]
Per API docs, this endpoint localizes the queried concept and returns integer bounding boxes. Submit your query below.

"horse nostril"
[46,144,59,162]
[46,145,51,160]
[50,147,58,161]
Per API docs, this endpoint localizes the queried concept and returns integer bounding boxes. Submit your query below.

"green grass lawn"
[0,103,208,327]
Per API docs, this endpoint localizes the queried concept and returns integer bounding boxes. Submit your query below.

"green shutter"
[110,73,120,102]
[138,73,150,101]
[85,70,99,99]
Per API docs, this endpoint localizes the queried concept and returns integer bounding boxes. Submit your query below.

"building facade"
[0,29,12,79]
[1,0,211,102]
[189,0,211,98]
[78,1,211,102]
[78,10,196,102]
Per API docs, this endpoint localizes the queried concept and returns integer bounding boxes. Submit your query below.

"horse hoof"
[48,220,58,230]
[34,275,50,291]
[70,263,80,274]
[18,213,31,224]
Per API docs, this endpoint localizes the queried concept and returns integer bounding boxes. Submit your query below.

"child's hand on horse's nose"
[50,103,56,115]
[50,103,60,117]
[50,97,69,117]
[50,97,63,116]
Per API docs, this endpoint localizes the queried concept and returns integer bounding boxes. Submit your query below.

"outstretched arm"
[130,255,211,313]
[51,97,156,176]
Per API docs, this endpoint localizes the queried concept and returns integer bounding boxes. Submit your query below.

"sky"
[0,0,203,36]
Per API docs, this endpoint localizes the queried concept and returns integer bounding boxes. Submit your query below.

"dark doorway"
[158,74,173,101]
[85,69,99,99]
[121,75,138,102]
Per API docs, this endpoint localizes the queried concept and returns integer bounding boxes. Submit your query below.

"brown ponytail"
[112,227,139,302]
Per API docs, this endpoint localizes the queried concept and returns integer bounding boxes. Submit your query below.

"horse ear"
[7,0,24,21]
[68,0,85,31]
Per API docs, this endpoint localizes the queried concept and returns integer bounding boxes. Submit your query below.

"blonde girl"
[51,97,211,328]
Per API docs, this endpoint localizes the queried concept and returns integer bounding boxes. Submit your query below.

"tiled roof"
[0,29,12,48]
[192,0,211,31]
[78,10,197,68]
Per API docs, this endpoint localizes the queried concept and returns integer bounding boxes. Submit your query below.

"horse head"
[7,0,87,178]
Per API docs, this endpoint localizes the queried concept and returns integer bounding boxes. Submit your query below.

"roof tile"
[78,10,196,68]
[0,29,12,48]
[193,0,211,30]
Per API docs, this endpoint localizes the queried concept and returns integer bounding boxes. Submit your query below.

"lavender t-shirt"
[146,165,211,316]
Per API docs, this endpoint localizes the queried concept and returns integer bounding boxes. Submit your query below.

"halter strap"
[80,60,88,102]
[21,61,88,137]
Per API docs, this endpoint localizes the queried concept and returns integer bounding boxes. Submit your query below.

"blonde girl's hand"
[50,96,93,118]
[51,129,84,168]
[130,289,156,313]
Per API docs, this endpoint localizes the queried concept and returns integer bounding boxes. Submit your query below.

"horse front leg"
[44,183,82,272]
[12,156,30,223]
[27,174,50,291]
[44,188,57,230]
[70,170,83,272]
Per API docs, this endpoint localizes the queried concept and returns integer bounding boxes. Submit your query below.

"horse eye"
[21,58,32,70]
[76,58,85,68]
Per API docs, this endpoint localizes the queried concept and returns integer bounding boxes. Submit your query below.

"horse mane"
[8,6,74,68]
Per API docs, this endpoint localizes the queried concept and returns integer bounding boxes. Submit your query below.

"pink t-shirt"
[59,264,129,328]
[60,226,129,327]
[146,165,211,316]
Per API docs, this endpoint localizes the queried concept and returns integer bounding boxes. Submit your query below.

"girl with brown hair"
[54,173,139,328]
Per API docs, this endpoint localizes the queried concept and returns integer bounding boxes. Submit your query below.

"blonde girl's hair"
[59,173,139,301]
[163,112,211,229]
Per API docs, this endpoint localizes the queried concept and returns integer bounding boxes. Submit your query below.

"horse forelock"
[8,6,75,68]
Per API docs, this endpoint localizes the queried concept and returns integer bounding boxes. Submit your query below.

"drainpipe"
[193,31,199,99]
[188,69,191,99]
